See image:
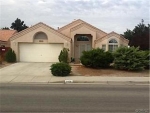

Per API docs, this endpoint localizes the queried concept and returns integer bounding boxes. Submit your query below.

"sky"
[0,0,149,34]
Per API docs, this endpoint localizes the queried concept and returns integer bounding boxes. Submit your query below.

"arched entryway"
[74,34,92,63]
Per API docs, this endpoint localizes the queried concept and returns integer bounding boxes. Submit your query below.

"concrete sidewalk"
[0,63,149,84]
[1,75,149,84]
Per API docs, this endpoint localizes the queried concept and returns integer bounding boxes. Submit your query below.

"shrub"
[70,57,75,62]
[5,48,16,62]
[80,48,114,68]
[144,50,150,69]
[113,46,148,71]
[58,48,69,63]
[50,62,71,76]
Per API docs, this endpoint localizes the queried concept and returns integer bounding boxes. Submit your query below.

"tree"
[10,18,28,32]
[123,19,149,50]
[123,29,133,44]
[1,27,10,30]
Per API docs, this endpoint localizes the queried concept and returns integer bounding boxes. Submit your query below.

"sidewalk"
[1,75,149,85]
[0,63,149,84]
[50,76,150,84]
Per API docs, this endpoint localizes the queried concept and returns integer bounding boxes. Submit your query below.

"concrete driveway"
[0,63,149,84]
[0,63,53,83]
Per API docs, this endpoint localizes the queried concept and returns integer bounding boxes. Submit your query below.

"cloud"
[0,0,149,34]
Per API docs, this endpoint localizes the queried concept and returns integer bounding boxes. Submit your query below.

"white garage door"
[19,43,63,62]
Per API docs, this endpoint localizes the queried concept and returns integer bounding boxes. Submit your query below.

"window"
[102,44,106,51]
[77,36,89,41]
[109,39,117,43]
[34,32,47,40]
[108,39,118,52]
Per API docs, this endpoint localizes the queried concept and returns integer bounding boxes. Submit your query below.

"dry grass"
[71,65,149,77]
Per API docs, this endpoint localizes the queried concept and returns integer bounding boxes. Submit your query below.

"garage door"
[19,43,63,62]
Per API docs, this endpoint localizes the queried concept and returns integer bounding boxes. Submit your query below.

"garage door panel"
[19,43,63,62]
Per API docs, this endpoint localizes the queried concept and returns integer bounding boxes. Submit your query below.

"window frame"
[108,39,118,52]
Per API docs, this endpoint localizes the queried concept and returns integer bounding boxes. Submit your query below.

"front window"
[77,36,89,41]
[34,32,48,40]
[108,39,118,52]
[102,44,106,51]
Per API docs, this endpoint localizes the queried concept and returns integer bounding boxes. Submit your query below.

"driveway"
[0,63,52,83]
[0,63,149,84]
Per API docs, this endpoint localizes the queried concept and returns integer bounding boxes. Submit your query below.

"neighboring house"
[0,30,17,58]
[0,30,17,47]
[10,19,129,63]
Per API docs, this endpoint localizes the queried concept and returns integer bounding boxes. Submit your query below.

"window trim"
[33,32,48,40]
[77,35,89,41]
[108,39,118,51]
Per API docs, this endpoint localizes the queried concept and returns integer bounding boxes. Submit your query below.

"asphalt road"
[0,84,149,113]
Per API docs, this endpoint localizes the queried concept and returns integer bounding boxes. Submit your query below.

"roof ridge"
[95,31,129,43]
[10,22,71,42]
[58,19,83,31]
[58,19,107,35]
[82,21,107,34]
[11,22,42,38]
[40,22,71,41]
[70,23,98,33]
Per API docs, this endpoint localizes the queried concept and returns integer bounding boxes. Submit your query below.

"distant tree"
[1,27,10,30]
[10,18,28,32]
[123,29,133,45]
[123,19,150,50]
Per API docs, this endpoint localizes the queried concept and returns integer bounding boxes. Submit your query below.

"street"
[0,84,149,113]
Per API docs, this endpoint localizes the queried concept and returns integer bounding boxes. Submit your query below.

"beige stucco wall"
[96,31,107,39]
[95,33,129,51]
[70,26,96,57]
[59,21,110,59]
[11,26,71,61]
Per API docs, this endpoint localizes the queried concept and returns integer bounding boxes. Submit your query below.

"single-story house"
[10,19,129,63]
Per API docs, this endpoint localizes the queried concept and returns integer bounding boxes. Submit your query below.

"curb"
[0,81,149,85]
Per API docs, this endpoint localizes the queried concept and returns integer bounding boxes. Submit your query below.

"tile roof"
[58,19,107,34]
[0,30,17,41]
[10,22,71,42]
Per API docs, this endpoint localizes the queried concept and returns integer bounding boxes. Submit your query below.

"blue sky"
[0,0,149,34]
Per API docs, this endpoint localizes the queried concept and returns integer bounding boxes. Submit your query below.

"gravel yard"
[71,65,149,77]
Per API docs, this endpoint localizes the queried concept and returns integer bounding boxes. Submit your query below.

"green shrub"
[113,46,148,71]
[80,48,114,68]
[71,57,75,62]
[58,48,69,63]
[5,48,16,63]
[50,62,71,76]
[144,50,150,69]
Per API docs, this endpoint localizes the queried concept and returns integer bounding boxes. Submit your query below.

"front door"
[79,44,91,57]
[74,34,92,63]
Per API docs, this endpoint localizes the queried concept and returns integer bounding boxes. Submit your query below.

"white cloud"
[0,0,149,34]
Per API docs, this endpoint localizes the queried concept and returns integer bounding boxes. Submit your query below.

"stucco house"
[10,19,129,63]
[0,30,17,47]
[0,30,17,59]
